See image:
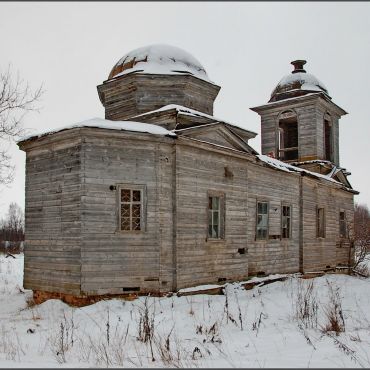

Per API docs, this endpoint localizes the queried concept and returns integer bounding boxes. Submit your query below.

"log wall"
[22,132,83,295]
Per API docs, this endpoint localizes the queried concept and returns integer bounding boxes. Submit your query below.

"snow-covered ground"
[1,254,370,368]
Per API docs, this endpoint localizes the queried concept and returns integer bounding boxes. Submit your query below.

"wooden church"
[18,44,358,304]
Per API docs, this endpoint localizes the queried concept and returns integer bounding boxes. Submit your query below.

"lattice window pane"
[121,204,130,218]
[132,204,141,218]
[133,190,141,202]
[132,217,141,231]
[121,217,130,231]
[121,189,131,202]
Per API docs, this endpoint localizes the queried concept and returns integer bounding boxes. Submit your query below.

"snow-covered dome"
[108,44,212,83]
[269,60,330,102]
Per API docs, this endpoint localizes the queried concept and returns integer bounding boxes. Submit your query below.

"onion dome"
[269,60,330,102]
[107,44,212,83]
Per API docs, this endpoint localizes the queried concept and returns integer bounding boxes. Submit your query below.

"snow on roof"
[251,92,323,110]
[108,44,214,84]
[257,154,345,186]
[275,72,328,95]
[18,117,177,143]
[132,104,257,137]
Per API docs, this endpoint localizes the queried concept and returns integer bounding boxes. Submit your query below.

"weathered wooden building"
[18,45,358,304]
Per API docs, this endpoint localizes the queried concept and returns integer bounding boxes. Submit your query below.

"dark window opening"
[339,211,347,238]
[281,205,291,239]
[317,207,325,238]
[324,119,332,161]
[278,115,298,161]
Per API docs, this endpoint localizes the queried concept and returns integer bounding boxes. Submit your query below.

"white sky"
[0,2,369,217]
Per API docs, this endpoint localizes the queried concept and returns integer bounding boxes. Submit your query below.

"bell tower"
[251,60,348,177]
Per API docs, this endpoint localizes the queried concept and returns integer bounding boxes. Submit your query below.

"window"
[208,196,220,238]
[339,211,347,238]
[256,201,269,240]
[281,205,291,239]
[317,207,325,238]
[208,193,225,239]
[324,117,332,161]
[119,187,144,231]
[278,111,298,161]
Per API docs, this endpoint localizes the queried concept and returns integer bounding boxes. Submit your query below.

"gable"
[332,169,353,189]
[176,123,256,153]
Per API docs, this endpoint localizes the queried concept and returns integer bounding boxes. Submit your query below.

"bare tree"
[348,203,370,276]
[0,64,43,185]
[0,202,24,253]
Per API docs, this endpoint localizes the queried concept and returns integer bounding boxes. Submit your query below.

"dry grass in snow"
[1,253,370,368]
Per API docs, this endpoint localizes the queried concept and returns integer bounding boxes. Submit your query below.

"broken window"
[278,111,298,161]
[256,201,269,240]
[281,205,291,239]
[324,118,332,161]
[317,207,325,238]
[339,211,347,238]
[208,193,225,239]
[119,187,144,231]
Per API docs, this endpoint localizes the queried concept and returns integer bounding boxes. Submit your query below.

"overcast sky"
[0,2,369,218]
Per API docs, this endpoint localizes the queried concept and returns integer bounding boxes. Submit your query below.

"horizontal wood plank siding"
[23,136,82,295]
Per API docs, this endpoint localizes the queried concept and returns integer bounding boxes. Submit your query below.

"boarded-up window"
[317,207,325,238]
[119,187,143,231]
[339,211,347,238]
[208,192,225,239]
[257,201,269,240]
[281,205,291,239]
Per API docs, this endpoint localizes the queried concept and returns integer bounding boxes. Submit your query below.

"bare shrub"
[196,321,222,344]
[252,311,266,336]
[0,325,25,361]
[136,297,156,362]
[48,311,76,363]
[136,297,155,344]
[76,319,130,367]
[321,280,345,336]
[294,279,319,329]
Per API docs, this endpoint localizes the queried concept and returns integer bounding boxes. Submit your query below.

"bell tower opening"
[278,111,298,161]
[324,114,332,161]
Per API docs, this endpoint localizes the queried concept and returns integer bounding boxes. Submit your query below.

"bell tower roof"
[269,60,330,102]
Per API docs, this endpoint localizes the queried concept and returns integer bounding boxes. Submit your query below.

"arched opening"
[278,111,298,161]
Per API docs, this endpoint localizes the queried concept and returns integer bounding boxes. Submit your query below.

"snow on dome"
[269,60,330,102]
[107,44,213,83]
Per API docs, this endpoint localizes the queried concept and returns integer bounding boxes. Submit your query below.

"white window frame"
[117,184,146,233]
[256,201,269,240]
[207,191,225,240]
[281,204,292,239]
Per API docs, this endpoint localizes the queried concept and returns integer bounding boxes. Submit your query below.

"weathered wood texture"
[254,94,345,166]
[22,134,83,295]
[301,177,354,272]
[79,130,175,295]
[97,74,220,121]
[20,125,354,297]
[174,140,250,289]
[246,162,301,276]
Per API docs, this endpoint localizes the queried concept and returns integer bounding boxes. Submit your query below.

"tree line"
[0,202,24,253]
